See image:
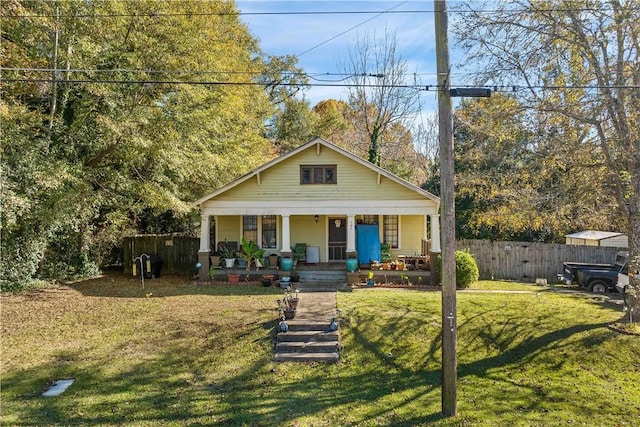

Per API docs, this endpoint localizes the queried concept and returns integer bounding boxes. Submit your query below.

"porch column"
[346,214,356,253]
[281,215,291,255]
[198,213,211,281]
[430,214,441,252]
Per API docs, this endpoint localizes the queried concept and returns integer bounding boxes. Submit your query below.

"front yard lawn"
[1,276,638,426]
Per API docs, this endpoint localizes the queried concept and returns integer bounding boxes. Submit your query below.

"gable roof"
[192,137,439,207]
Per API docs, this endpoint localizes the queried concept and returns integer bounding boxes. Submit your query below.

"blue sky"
[236,1,460,113]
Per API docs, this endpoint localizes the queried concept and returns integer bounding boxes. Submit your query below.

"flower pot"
[236,258,247,269]
[288,298,299,309]
[210,255,222,269]
[225,258,235,268]
[283,308,296,320]
[367,279,376,286]
[262,274,274,287]
[227,274,240,283]
[280,257,294,271]
[280,276,291,289]
[346,258,358,272]
[269,254,279,268]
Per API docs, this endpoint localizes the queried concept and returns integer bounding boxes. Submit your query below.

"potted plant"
[277,296,296,320]
[210,253,222,270]
[236,257,247,269]
[268,253,279,268]
[280,275,291,289]
[236,237,265,280]
[284,287,299,309]
[220,244,237,268]
[381,243,392,263]
[367,271,375,286]
[227,273,241,283]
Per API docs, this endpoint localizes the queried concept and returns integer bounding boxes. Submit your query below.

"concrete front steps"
[275,319,340,363]
[297,269,346,283]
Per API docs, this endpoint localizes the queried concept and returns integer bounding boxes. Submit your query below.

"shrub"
[454,249,479,288]
[433,249,480,289]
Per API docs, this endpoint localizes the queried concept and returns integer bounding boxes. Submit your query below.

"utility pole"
[434,0,457,417]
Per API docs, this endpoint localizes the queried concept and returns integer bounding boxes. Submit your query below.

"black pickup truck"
[559,252,629,294]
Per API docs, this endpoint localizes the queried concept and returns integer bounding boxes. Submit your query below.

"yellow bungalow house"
[192,137,441,280]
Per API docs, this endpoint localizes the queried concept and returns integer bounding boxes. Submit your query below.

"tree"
[259,54,314,153]
[311,98,427,184]
[455,0,640,319]
[1,0,273,287]
[343,29,420,166]
[313,99,352,143]
[412,111,440,185]
[268,96,318,153]
[450,94,618,241]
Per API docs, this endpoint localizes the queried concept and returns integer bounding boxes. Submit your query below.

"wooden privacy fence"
[456,239,626,283]
[123,235,199,275]
[123,236,625,280]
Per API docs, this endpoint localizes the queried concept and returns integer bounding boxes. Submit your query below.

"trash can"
[143,253,163,278]
[150,253,163,278]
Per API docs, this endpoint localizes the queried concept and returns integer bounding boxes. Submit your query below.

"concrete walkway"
[274,288,340,362]
[293,291,338,321]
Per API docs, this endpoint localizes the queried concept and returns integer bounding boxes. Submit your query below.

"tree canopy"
[1,0,276,288]
[453,0,639,318]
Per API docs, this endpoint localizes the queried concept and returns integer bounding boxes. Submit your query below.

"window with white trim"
[243,216,258,243]
[300,165,337,184]
[383,215,399,249]
[262,215,277,248]
[243,215,278,248]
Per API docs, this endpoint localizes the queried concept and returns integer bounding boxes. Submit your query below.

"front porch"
[206,261,432,288]
[196,213,441,281]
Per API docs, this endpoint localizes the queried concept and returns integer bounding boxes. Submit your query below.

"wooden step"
[274,352,339,363]
[276,340,339,353]
[284,320,333,331]
[276,330,339,342]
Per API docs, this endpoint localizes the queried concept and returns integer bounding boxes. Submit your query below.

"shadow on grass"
[1,319,617,425]
[1,332,445,426]
[346,299,614,422]
[64,273,284,299]
[4,280,628,425]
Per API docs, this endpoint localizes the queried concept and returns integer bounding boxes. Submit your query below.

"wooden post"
[434,0,457,417]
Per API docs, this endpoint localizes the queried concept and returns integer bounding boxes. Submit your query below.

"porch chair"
[293,243,307,263]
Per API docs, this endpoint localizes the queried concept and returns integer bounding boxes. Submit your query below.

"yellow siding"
[393,215,425,257]
[216,216,241,248]
[215,145,420,201]
[216,214,426,259]
[290,215,327,260]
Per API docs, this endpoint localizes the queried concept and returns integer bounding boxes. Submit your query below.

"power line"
[6,10,432,19]
[5,7,626,19]
[0,76,422,89]
[1,67,445,78]
[2,76,638,91]
[296,1,408,58]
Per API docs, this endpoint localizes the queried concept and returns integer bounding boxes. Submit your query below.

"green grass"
[467,280,546,291]
[1,275,638,426]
